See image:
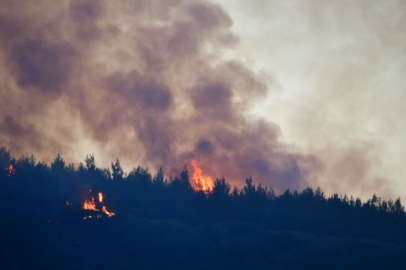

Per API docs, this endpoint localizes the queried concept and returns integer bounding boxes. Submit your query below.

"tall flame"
[81,191,115,218]
[191,159,213,192]
[83,197,99,211]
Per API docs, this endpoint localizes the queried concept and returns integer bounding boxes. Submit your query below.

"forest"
[1,146,406,270]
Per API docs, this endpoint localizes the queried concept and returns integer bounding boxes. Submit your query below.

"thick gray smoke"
[0,0,323,192]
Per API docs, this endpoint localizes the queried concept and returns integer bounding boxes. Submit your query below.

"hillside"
[1,147,406,269]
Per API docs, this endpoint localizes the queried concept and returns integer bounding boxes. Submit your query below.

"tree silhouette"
[111,159,125,182]
[51,154,65,171]
[85,154,96,172]
[153,166,165,186]
[1,147,406,270]
[211,177,231,198]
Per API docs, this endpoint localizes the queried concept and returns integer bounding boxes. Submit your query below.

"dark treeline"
[1,146,406,270]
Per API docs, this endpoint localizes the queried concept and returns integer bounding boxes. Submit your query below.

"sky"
[216,1,406,200]
[217,0,406,200]
[0,0,405,201]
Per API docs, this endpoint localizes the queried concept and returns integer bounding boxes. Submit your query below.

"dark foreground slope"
[1,209,405,270]
[1,147,406,269]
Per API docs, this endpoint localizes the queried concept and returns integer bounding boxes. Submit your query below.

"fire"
[83,197,99,211]
[65,200,76,209]
[191,159,213,192]
[84,215,102,219]
[81,191,115,218]
[102,206,115,217]
[6,164,16,177]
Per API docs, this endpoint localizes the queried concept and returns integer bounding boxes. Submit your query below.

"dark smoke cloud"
[69,0,104,41]
[10,39,78,96]
[0,0,323,192]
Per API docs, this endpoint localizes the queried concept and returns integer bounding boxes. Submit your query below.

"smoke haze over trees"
[1,147,406,269]
[0,0,353,196]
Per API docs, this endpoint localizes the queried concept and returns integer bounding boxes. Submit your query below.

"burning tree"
[191,159,214,192]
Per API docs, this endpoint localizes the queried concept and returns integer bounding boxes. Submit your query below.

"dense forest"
[1,146,406,270]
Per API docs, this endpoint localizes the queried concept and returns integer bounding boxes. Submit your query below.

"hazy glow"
[217,0,406,200]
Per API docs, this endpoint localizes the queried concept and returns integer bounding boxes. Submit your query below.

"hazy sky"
[0,0,405,201]
[216,0,406,200]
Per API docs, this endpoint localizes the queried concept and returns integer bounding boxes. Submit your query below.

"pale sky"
[216,0,406,200]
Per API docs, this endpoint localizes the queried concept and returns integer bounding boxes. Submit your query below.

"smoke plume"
[0,0,324,192]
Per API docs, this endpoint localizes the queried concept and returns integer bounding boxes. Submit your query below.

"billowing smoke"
[0,0,323,192]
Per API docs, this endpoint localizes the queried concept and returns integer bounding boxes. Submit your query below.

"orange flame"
[84,215,102,219]
[6,164,16,177]
[102,206,115,217]
[83,197,99,211]
[191,159,213,192]
[65,200,76,209]
[81,191,115,218]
